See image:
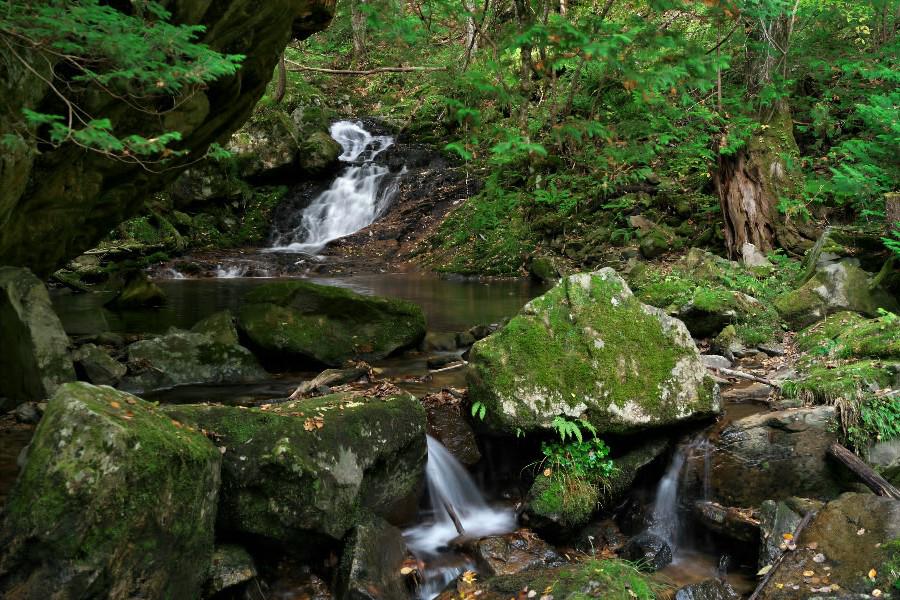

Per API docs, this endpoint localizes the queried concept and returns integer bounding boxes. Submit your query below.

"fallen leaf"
[858,528,866,536]
[400,567,414,575]
[872,589,882,598]
[868,569,877,580]
[543,468,552,477]
[757,565,772,576]
[782,533,794,540]
[813,553,826,563]
[803,570,815,577]
[110,401,121,409]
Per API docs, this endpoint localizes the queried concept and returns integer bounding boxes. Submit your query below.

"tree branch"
[286,62,447,76]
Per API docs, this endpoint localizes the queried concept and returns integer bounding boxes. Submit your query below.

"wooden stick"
[748,511,816,600]
[286,62,447,76]
[828,442,900,500]
[429,361,468,374]
[712,367,781,389]
[442,501,465,535]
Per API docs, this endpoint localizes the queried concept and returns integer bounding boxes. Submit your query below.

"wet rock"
[424,402,481,465]
[720,382,773,402]
[704,406,844,507]
[72,343,127,386]
[757,498,823,569]
[528,255,562,283]
[0,266,76,407]
[455,331,476,348]
[12,401,42,424]
[756,493,900,600]
[427,354,462,370]
[694,501,760,544]
[0,383,221,599]
[238,280,426,367]
[206,545,257,597]
[165,391,426,545]
[741,243,773,268]
[774,259,898,329]
[619,531,673,571]
[106,271,167,309]
[425,332,459,352]
[602,438,670,508]
[675,578,741,600]
[711,325,746,362]
[678,290,764,339]
[190,310,240,346]
[299,130,342,174]
[468,324,499,340]
[574,519,627,555]
[468,269,720,435]
[470,530,565,576]
[120,328,267,393]
[525,472,600,530]
[337,516,409,600]
[867,439,900,488]
[702,354,733,369]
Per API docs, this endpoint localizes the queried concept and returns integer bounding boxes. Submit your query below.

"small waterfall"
[269,121,400,255]
[649,435,713,549]
[404,436,515,600]
[215,265,247,279]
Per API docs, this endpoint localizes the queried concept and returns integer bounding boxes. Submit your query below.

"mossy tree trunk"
[715,5,814,258]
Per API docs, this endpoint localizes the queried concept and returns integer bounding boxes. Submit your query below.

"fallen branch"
[749,510,816,600]
[443,501,465,535]
[286,62,447,76]
[429,361,468,374]
[828,442,900,500]
[712,367,780,389]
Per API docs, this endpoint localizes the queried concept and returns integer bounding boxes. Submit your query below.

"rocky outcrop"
[0,383,222,599]
[0,0,336,277]
[756,493,900,599]
[468,269,720,435]
[0,267,75,408]
[237,280,426,367]
[205,545,257,598]
[165,391,427,545]
[337,516,409,600]
[470,530,565,577]
[675,579,740,600]
[105,272,167,309]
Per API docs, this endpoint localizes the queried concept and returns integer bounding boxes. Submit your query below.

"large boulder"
[700,406,845,507]
[756,493,900,599]
[165,390,427,544]
[0,0,336,278]
[0,383,222,599]
[774,259,898,329]
[237,280,426,367]
[337,516,410,600]
[467,269,720,435]
[0,266,75,408]
[120,328,267,393]
[105,272,166,309]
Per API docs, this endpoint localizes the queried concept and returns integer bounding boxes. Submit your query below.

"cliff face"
[0,0,335,277]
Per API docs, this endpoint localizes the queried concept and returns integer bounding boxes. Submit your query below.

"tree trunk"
[886,192,900,229]
[351,0,368,64]
[272,52,287,104]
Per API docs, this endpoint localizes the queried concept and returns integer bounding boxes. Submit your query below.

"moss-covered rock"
[0,266,75,407]
[299,130,341,174]
[120,328,267,393]
[164,391,427,544]
[774,260,898,329]
[526,474,600,530]
[800,225,892,283]
[191,310,241,346]
[205,545,257,598]
[105,271,166,309]
[794,311,867,354]
[72,343,127,387]
[435,559,665,600]
[468,269,720,435]
[237,280,426,367]
[0,383,221,599]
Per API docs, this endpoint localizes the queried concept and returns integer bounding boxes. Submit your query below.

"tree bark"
[351,0,368,64]
[272,51,287,104]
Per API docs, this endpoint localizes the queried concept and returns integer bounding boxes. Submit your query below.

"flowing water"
[269,121,400,254]
[404,436,516,599]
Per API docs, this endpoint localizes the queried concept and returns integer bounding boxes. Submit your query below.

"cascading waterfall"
[404,436,515,600]
[649,435,713,550]
[269,121,400,255]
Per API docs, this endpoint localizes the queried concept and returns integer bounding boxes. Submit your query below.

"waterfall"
[269,121,400,255]
[649,435,713,549]
[404,436,515,599]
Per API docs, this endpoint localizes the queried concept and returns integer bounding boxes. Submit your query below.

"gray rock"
[337,516,409,600]
[757,498,823,569]
[675,578,740,600]
[106,272,166,309]
[757,342,786,357]
[455,331,476,348]
[720,382,773,402]
[206,545,257,597]
[13,401,42,424]
[425,332,458,352]
[73,343,127,386]
[425,402,481,465]
[620,531,673,571]
[470,530,565,577]
[741,243,773,268]
[0,266,75,405]
[190,310,240,346]
[701,354,732,369]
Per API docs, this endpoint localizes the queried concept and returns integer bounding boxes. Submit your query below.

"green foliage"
[471,400,487,421]
[550,415,596,443]
[886,538,900,591]
[1,0,243,159]
[541,436,614,481]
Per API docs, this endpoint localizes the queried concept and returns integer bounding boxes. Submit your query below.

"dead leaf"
[803,570,815,577]
[868,569,877,580]
[110,401,121,409]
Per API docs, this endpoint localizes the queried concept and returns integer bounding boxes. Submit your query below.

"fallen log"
[712,367,780,389]
[286,61,447,76]
[827,441,900,500]
[289,365,370,400]
[443,501,465,535]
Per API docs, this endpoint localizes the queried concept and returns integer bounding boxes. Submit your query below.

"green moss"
[833,313,900,359]
[795,311,867,354]
[529,474,599,528]
[782,360,898,404]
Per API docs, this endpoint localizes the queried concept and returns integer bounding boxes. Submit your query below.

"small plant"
[550,415,596,443]
[470,400,487,420]
[541,436,614,481]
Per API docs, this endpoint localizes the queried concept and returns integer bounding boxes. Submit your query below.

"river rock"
[191,310,241,346]
[424,401,481,465]
[525,472,600,530]
[574,519,627,555]
[120,328,267,393]
[0,383,222,599]
[13,401,43,424]
[468,269,720,435]
[693,501,760,543]
[702,406,844,507]
[756,493,900,600]
[799,225,891,282]
[757,497,824,569]
[299,130,342,174]
[619,531,673,571]
[165,391,426,545]
[72,342,127,386]
[105,271,167,309]
[774,259,898,329]
[470,530,565,577]
[675,578,741,600]
[237,280,426,367]
[677,290,764,339]
[206,545,257,597]
[425,331,459,351]
[0,266,75,408]
[741,242,773,268]
[701,354,733,369]
[337,516,409,600]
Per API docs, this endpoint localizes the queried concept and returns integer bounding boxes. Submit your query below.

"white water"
[650,435,714,551]
[269,121,399,255]
[404,436,515,599]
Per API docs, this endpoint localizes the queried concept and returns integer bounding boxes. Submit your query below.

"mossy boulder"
[227,109,301,179]
[794,311,867,354]
[191,310,241,346]
[164,391,427,544]
[467,269,720,435]
[105,271,166,309]
[800,225,892,283]
[120,328,267,393]
[526,474,600,530]
[774,260,898,329]
[237,280,426,367]
[0,266,75,407]
[0,383,222,599]
[72,343,127,386]
[299,130,341,174]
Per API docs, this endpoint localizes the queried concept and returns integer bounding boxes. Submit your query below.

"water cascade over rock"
[270,121,401,254]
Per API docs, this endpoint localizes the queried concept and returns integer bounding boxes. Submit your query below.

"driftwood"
[429,360,468,374]
[828,442,900,500]
[748,511,816,600]
[289,365,370,400]
[712,367,781,389]
[287,62,447,76]
[443,501,465,535]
